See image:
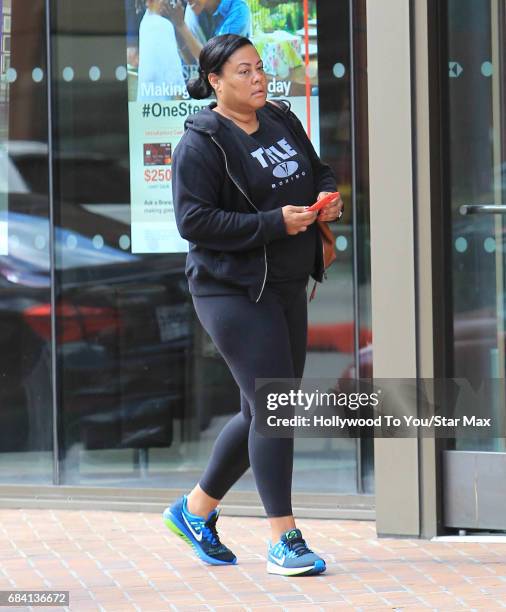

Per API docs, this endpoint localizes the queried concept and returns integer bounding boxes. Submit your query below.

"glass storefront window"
[0,0,372,499]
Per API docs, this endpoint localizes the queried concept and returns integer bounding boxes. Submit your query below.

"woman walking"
[164,34,343,576]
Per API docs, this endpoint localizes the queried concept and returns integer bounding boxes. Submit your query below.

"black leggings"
[192,282,307,517]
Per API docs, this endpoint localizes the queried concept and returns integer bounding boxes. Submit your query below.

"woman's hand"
[282,206,318,235]
[316,192,344,222]
[160,0,185,28]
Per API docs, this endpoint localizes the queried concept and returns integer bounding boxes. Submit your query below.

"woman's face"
[210,45,267,112]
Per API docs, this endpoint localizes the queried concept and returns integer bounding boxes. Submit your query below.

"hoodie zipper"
[265,102,327,285]
[210,135,268,303]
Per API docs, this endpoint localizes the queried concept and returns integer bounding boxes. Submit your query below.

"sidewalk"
[1,508,506,611]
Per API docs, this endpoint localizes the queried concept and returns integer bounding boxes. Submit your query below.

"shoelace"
[285,537,313,557]
[202,515,221,546]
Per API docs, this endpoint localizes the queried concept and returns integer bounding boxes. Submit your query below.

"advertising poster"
[126,0,319,254]
[0,1,11,256]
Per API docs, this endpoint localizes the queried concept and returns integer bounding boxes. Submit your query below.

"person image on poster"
[161,0,251,65]
[137,0,186,101]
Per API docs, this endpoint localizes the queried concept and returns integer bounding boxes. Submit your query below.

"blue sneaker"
[163,495,237,566]
[267,528,326,576]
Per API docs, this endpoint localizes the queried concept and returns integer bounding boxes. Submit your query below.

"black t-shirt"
[227,110,317,283]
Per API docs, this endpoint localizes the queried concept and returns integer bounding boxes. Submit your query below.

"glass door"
[443,0,506,529]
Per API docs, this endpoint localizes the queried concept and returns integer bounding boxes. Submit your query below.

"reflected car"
[0,194,194,453]
[0,141,200,454]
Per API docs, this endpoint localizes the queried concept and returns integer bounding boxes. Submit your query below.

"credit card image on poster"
[144,143,172,166]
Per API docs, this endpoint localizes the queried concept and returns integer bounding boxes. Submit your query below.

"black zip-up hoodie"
[171,100,337,303]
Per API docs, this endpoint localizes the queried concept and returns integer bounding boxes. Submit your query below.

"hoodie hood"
[183,100,292,135]
[184,103,222,135]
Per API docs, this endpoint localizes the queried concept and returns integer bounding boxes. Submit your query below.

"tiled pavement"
[1,509,506,611]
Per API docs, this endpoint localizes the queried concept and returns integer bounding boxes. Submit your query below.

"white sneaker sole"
[266,561,322,576]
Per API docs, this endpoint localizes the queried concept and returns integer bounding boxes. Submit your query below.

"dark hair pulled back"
[186,34,253,100]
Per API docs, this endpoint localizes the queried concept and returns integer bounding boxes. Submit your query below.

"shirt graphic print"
[228,110,318,283]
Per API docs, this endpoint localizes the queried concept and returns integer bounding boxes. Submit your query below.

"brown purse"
[318,219,337,269]
[309,220,337,301]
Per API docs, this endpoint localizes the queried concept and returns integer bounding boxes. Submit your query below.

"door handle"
[460,204,506,215]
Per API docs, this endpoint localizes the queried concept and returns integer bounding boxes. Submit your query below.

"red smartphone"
[305,191,340,212]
